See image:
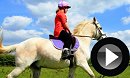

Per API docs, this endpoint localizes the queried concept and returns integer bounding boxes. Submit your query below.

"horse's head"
[92,17,107,40]
[73,17,106,40]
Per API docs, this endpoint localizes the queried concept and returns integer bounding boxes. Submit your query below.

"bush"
[0,54,15,66]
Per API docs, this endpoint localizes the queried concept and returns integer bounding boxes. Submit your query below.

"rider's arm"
[59,14,71,33]
[62,23,71,33]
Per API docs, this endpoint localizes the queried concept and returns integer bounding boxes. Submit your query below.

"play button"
[91,37,129,76]
[106,48,118,66]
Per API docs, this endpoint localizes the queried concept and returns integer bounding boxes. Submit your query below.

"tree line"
[0,54,15,66]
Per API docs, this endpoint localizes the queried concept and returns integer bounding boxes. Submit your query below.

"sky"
[0,0,130,51]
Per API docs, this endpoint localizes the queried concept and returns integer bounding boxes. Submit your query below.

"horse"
[0,17,106,78]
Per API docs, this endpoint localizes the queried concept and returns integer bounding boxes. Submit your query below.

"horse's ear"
[93,17,96,22]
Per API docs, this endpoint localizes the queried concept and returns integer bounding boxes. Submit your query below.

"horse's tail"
[0,44,18,54]
[0,27,17,54]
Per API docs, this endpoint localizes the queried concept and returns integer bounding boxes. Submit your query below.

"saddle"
[49,35,79,67]
[49,35,79,51]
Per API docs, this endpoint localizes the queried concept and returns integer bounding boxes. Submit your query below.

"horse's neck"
[77,37,92,59]
[79,37,92,50]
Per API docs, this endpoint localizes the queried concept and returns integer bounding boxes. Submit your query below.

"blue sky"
[0,0,130,50]
[0,0,29,21]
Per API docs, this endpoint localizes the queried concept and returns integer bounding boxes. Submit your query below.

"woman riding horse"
[54,1,73,60]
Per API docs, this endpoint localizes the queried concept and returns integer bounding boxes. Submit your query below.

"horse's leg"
[6,57,31,78]
[77,60,95,78]
[6,66,26,78]
[30,62,41,78]
[30,67,41,78]
[68,66,76,78]
[7,54,35,78]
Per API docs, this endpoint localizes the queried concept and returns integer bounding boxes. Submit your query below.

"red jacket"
[54,11,67,37]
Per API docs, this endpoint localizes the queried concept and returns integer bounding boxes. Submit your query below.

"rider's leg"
[58,30,73,59]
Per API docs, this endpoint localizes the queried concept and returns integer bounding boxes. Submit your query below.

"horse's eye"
[100,27,102,30]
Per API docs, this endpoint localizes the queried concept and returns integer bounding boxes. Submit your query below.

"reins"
[73,35,96,40]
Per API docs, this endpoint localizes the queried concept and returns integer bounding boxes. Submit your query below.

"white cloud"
[68,13,87,30]
[35,16,54,28]
[121,16,130,25]
[23,0,130,15]
[23,0,52,5]
[2,16,32,31]
[41,28,52,35]
[25,1,57,17]
[127,6,130,13]
[24,1,57,30]
[106,30,130,50]
[3,29,43,45]
[68,0,130,15]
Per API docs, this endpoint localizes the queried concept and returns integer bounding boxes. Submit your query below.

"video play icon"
[91,37,129,76]
[105,48,118,66]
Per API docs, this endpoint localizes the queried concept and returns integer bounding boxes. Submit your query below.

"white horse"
[0,17,106,78]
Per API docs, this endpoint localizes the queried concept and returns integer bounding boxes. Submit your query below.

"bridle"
[73,22,106,40]
[92,22,106,40]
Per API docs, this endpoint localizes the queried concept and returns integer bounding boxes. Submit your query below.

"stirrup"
[61,48,70,60]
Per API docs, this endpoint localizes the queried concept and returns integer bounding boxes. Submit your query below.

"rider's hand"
[66,29,72,35]
[68,31,72,36]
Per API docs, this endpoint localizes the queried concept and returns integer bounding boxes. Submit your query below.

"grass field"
[0,66,130,78]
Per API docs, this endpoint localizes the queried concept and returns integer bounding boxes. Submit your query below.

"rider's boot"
[61,48,70,60]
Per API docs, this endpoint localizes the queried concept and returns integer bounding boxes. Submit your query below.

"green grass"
[0,66,130,78]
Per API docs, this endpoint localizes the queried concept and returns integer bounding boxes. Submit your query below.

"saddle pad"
[51,38,79,50]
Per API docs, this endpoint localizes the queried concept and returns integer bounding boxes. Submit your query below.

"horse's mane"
[73,20,92,35]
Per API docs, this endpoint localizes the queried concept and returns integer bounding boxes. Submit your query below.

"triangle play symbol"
[106,48,118,66]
